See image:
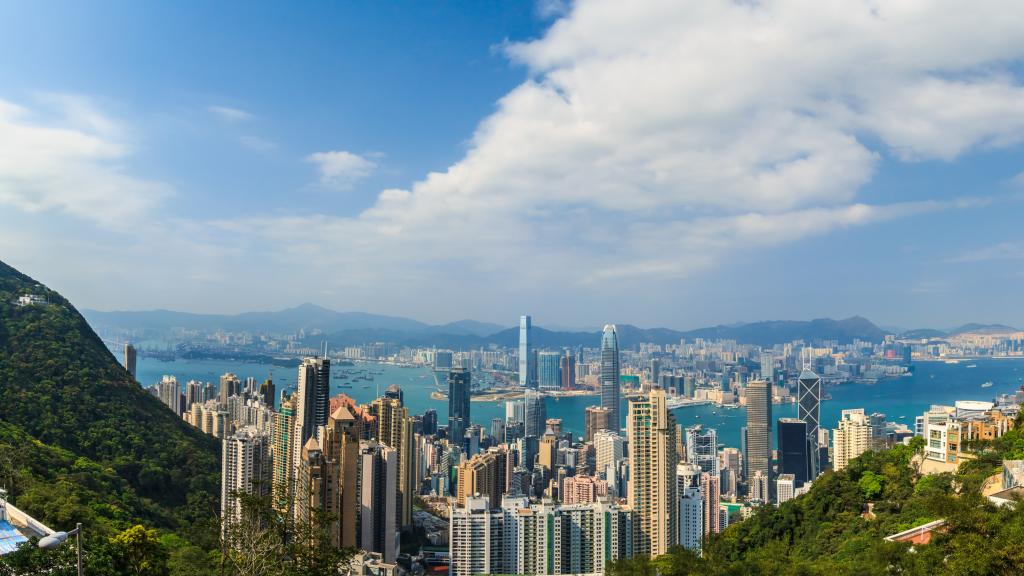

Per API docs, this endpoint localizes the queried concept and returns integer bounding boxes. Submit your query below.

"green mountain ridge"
[0,259,220,539]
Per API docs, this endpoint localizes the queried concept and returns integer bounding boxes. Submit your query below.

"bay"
[136,356,1024,450]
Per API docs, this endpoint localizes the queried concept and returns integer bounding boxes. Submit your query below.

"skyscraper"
[456,448,507,509]
[523,389,546,438]
[272,396,296,511]
[700,471,721,536]
[627,389,677,557]
[448,496,507,576]
[368,395,416,530]
[677,478,703,551]
[798,367,822,478]
[685,425,719,476]
[157,375,181,416]
[594,430,625,481]
[537,351,562,389]
[358,440,398,563]
[220,372,242,405]
[745,379,772,482]
[294,357,330,453]
[776,474,796,504]
[323,405,362,548]
[221,427,272,530]
[777,418,809,487]
[123,343,137,379]
[448,367,471,442]
[833,409,872,471]
[584,405,612,443]
[259,377,275,408]
[518,315,536,389]
[600,325,621,433]
[560,352,576,390]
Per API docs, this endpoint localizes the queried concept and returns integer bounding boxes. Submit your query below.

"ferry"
[966,364,978,369]
[981,381,994,388]
[944,359,961,364]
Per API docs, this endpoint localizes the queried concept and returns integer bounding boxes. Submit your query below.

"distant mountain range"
[83,305,916,348]
[899,323,1020,340]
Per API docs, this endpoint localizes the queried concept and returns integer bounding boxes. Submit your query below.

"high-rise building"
[422,409,438,436]
[649,358,662,389]
[562,475,608,504]
[524,390,546,438]
[184,380,202,412]
[368,395,416,530]
[221,427,272,529]
[456,448,507,509]
[719,447,743,481]
[678,481,703,551]
[358,440,398,563]
[776,473,796,504]
[537,351,562,389]
[760,352,774,382]
[685,425,719,476]
[518,315,536,389]
[594,430,625,481]
[560,352,576,390]
[628,389,678,557]
[123,343,137,379]
[748,470,769,502]
[600,325,621,433]
[157,375,182,416]
[220,372,242,405]
[584,406,612,443]
[259,377,275,408]
[272,396,296,511]
[777,418,809,487]
[448,496,508,576]
[745,380,772,482]
[323,405,362,548]
[448,367,471,442]
[294,358,330,446]
[700,471,721,536]
[798,367,822,478]
[294,436,326,530]
[833,409,872,471]
[505,399,525,424]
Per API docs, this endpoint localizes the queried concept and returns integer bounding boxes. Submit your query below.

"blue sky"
[1,1,1023,330]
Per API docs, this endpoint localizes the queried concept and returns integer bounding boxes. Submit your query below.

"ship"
[981,381,994,388]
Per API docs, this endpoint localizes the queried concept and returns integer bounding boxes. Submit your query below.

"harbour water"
[136,356,1024,449]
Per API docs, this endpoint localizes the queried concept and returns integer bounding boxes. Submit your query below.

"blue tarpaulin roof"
[0,520,29,555]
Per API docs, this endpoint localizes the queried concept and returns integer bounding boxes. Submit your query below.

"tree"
[108,525,170,576]
[858,471,883,501]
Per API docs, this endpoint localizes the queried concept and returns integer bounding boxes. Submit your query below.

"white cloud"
[207,105,253,122]
[305,150,377,190]
[0,97,170,226]
[251,0,1024,286]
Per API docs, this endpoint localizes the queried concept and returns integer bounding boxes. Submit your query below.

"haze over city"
[2,1,1024,328]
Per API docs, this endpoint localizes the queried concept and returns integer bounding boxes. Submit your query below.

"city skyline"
[2,2,1024,328]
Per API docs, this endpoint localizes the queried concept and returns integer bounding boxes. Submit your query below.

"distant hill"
[0,260,220,538]
[948,322,1020,335]
[83,302,431,334]
[899,328,948,339]
[86,303,893,349]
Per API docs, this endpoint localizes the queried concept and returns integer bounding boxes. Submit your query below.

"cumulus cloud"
[239,0,1024,294]
[306,150,378,190]
[0,97,170,226]
[207,105,253,122]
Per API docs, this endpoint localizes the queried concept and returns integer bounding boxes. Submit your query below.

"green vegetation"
[610,415,1024,575]
[0,260,220,573]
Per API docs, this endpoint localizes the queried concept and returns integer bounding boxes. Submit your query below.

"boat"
[945,360,961,364]
[899,415,906,419]
[981,381,994,388]
[966,364,977,369]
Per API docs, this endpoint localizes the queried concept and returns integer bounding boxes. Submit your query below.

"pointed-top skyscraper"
[798,363,822,479]
[600,324,621,432]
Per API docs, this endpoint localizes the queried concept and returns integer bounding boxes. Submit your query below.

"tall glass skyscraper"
[448,368,471,442]
[777,418,809,486]
[524,389,546,438]
[798,367,821,478]
[600,325,621,432]
[537,351,562,389]
[745,379,772,482]
[518,315,536,389]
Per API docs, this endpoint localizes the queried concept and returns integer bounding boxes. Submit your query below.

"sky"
[1,0,1024,331]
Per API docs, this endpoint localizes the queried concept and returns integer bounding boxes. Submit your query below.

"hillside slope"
[0,260,220,535]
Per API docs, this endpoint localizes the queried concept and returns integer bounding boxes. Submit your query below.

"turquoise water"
[136,356,1024,449]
